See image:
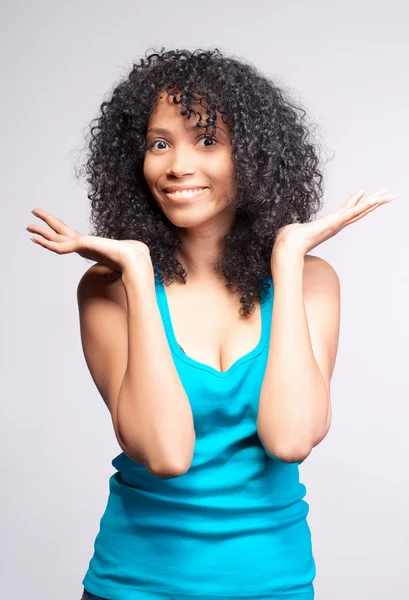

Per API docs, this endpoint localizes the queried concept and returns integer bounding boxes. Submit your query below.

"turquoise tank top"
[82,271,316,600]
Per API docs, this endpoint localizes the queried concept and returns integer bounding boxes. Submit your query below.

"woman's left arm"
[257,252,340,463]
[257,188,395,463]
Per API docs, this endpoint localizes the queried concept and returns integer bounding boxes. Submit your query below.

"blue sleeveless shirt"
[82,271,316,599]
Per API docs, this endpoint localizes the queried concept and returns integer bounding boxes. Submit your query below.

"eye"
[146,136,217,151]
[198,136,217,147]
[147,140,168,150]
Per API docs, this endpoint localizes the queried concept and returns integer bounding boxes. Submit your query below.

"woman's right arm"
[77,260,196,479]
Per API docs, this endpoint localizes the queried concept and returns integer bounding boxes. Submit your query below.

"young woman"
[27,48,394,600]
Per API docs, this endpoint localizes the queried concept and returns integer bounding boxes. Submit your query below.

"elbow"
[274,444,312,464]
[124,430,195,479]
[148,456,192,479]
[261,438,313,464]
[257,423,312,464]
[147,437,196,479]
[123,445,193,478]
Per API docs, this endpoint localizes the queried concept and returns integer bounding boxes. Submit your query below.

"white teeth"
[167,188,205,195]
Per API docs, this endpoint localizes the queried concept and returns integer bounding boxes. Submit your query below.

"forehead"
[148,90,229,135]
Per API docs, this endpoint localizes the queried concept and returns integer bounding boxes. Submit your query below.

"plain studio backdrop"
[1,1,408,598]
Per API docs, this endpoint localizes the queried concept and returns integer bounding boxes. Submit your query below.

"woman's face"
[143,90,237,228]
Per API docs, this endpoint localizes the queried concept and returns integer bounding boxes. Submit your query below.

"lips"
[163,187,209,202]
[163,186,208,193]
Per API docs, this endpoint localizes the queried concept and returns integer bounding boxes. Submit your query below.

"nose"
[165,147,196,178]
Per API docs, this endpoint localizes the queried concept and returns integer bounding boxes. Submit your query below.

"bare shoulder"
[301,254,341,424]
[77,263,127,310]
[303,254,340,296]
[76,263,129,454]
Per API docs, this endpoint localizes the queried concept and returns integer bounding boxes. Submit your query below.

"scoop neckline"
[155,272,271,378]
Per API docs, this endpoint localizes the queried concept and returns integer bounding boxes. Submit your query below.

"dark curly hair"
[75,47,326,317]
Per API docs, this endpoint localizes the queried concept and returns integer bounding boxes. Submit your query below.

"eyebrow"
[146,125,226,136]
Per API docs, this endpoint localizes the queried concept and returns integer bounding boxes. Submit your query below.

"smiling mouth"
[164,187,209,201]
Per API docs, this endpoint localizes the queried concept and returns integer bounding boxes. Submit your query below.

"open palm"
[272,189,395,258]
[27,208,152,273]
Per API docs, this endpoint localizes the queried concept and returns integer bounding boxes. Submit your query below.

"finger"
[344,198,392,226]
[26,224,63,242]
[30,236,78,255]
[31,208,81,237]
[340,191,394,222]
[339,189,393,212]
[359,190,394,205]
[339,189,366,210]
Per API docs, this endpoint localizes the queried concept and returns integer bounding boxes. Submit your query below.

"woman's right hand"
[26,208,153,275]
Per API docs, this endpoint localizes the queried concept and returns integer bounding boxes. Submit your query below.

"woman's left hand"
[271,189,395,259]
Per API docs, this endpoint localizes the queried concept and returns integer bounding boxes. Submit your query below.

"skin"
[257,188,395,458]
[143,89,237,285]
[142,99,396,451]
[141,89,264,370]
[25,91,396,456]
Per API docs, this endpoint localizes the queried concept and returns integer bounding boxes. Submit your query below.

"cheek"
[215,159,235,192]
[208,154,233,179]
[142,157,148,179]
[142,157,156,187]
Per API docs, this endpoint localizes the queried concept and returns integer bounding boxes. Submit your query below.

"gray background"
[2,1,408,598]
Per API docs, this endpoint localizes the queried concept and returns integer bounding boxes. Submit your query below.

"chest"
[163,284,262,374]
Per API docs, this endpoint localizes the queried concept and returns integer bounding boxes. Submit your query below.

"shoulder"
[303,254,340,296]
[77,263,127,310]
[302,254,341,359]
[301,255,341,421]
